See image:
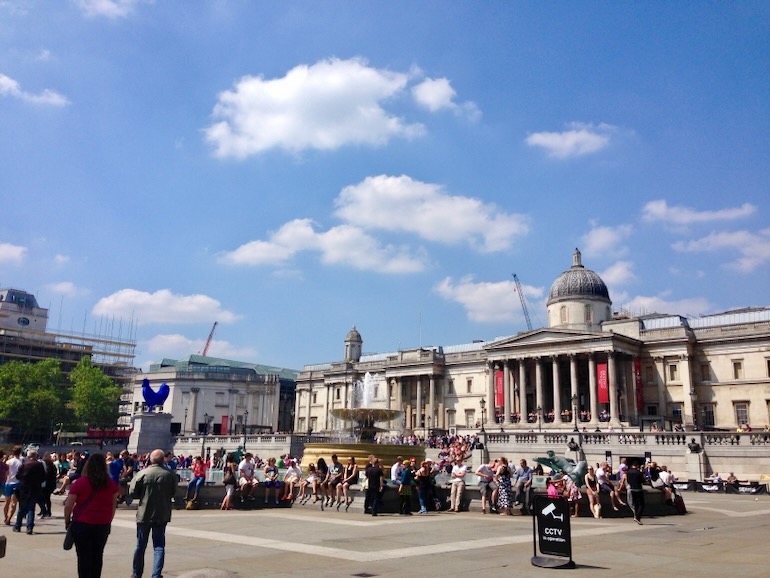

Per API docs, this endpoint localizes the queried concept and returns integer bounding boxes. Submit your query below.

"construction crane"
[201,321,218,356]
[512,274,533,331]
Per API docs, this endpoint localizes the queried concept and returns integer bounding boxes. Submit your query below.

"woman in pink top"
[64,453,119,578]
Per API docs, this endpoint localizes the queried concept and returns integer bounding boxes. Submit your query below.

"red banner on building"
[597,362,609,403]
[495,370,504,408]
[634,357,644,412]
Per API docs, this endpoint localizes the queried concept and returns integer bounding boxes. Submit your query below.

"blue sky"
[1,1,769,372]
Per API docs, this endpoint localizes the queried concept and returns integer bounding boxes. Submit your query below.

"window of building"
[646,405,657,416]
[447,411,456,427]
[310,417,317,431]
[215,392,226,406]
[312,393,317,404]
[767,359,770,378]
[389,384,394,399]
[560,306,568,324]
[298,417,305,432]
[668,364,678,382]
[448,379,455,395]
[671,404,682,421]
[734,401,749,426]
[584,304,592,324]
[237,394,245,407]
[733,360,743,380]
[464,409,475,428]
[336,388,340,400]
[373,385,379,399]
[701,404,715,428]
[466,377,473,394]
[645,366,655,384]
[701,363,710,382]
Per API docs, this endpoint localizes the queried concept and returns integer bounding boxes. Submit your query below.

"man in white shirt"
[238,452,258,501]
[449,458,467,512]
[390,456,404,484]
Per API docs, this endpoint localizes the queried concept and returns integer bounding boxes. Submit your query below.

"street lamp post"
[243,410,249,452]
[537,405,542,433]
[229,415,234,436]
[184,408,188,435]
[203,413,209,435]
[571,394,579,432]
[479,397,488,463]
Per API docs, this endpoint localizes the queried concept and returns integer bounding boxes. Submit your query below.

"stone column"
[608,352,620,425]
[535,357,544,418]
[190,387,200,433]
[416,376,423,429]
[518,360,528,424]
[272,376,280,432]
[655,357,667,416]
[324,384,331,431]
[569,355,578,409]
[503,361,512,425]
[681,354,695,427]
[588,354,598,424]
[428,375,436,432]
[552,356,561,425]
[306,386,312,432]
[487,361,496,425]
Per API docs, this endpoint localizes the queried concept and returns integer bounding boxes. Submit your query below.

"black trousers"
[72,521,111,578]
[627,489,645,519]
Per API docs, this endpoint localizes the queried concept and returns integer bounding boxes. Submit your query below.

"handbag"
[222,465,236,486]
[63,488,98,551]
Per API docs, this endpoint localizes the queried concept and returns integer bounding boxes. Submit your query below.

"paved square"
[2,493,769,577]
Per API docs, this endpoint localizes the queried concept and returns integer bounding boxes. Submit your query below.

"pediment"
[486,328,607,350]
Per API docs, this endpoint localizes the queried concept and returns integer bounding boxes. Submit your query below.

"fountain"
[301,372,425,474]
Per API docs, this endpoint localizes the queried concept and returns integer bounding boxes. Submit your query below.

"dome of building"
[345,326,362,343]
[547,249,610,306]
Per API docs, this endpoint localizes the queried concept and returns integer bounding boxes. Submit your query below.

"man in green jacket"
[129,449,176,578]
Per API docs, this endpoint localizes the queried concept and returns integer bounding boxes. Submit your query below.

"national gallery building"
[294,250,770,435]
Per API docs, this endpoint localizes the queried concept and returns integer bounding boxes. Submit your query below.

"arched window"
[584,304,593,324]
[560,306,568,324]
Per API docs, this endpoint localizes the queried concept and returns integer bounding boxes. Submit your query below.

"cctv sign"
[533,495,573,564]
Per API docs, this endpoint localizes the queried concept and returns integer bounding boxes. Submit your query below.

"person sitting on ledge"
[726,472,738,484]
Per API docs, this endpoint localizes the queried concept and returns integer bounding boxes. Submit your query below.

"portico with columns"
[484,329,642,429]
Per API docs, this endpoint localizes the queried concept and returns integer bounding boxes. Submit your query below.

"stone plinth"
[128,412,173,455]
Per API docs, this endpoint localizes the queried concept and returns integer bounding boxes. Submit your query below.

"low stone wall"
[174,480,678,519]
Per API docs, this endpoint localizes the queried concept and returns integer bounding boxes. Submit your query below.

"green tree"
[69,356,122,428]
[0,358,65,439]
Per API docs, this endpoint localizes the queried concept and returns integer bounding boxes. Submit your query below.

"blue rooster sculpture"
[142,378,170,411]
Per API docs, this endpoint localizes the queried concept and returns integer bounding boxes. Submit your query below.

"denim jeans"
[15,494,37,530]
[133,522,166,578]
[186,476,204,498]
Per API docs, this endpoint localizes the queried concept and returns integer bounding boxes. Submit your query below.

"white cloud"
[672,228,770,273]
[143,333,258,364]
[0,72,69,106]
[600,260,636,286]
[93,289,239,325]
[0,242,27,265]
[219,218,426,274]
[642,199,756,225]
[615,293,712,318]
[526,122,614,159]
[335,175,528,252]
[434,276,542,323]
[581,222,633,258]
[53,254,70,266]
[46,281,87,297]
[412,77,480,120]
[73,0,144,19]
[205,57,425,158]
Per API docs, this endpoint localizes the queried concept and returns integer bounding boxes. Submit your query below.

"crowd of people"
[0,445,176,578]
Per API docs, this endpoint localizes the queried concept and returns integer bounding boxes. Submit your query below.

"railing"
[483,430,769,448]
